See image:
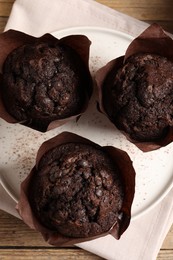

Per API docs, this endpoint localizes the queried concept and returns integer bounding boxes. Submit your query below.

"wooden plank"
[157,250,173,260]
[0,0,173,22]
[0,210,173,250]
[0,210,49,246]
[0,0,14,3]
[0,248,173,260]
[0,249,103,259]
[162,225,173,249]
[97,1,173,33]
[111,8,173,21]
[0,16,8,31]
[96,0,173,20]
[0,210,103,259]
[0,2,13,16]
[97,0,173,8]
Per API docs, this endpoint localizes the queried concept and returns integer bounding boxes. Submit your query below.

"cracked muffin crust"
[29,142,124,238]
[2,41,91,131]
[103,53,173,142]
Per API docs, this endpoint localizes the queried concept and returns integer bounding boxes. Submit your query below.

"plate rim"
[1,26,173,221]
[51,25,134,41]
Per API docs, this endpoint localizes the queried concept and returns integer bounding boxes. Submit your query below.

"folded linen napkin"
[1,0,173,259]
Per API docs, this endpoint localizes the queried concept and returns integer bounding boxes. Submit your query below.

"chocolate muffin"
[2,40,91,131]
[103,53,173,142]
[29,142,124,238]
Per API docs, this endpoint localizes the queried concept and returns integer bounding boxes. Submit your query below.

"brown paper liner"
[95,23,173,152]
[16,132,135,246]
[0,30,92,132]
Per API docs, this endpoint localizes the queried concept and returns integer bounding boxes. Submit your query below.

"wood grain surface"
[0,0,173,259]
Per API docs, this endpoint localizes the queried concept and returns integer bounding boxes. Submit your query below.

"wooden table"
[0,0,173,259]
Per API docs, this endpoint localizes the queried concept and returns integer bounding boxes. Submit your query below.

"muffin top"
[2,41,90,131]
[29,142,124,238]
[103,53,173,141]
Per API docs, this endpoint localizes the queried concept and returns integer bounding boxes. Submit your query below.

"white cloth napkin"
[1,0,173,259]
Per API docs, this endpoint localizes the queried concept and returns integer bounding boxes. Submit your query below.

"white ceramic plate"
[1,26,173,220]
